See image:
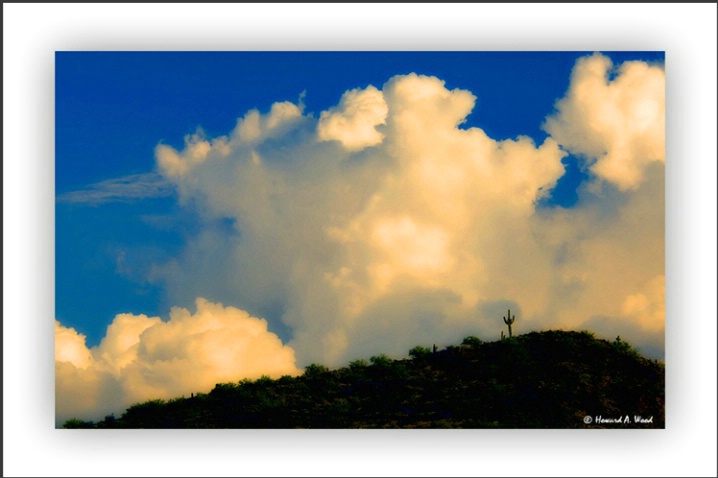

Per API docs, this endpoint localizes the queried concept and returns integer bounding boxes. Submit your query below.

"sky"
[55,50,666,424]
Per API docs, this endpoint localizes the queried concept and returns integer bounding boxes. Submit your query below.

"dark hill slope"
[67,331,664,428]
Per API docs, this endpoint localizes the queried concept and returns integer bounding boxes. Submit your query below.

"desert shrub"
[461,336,483,347]
[255,375,274,385]
[612,336,640,358]
[349,359,368,369]
[409,345,432,359]
[370,354,392,366]
[304,363,329,378]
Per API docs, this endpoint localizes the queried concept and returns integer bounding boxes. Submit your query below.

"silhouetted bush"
[461,336,483,347]
[369,354,392,366]
[409,345,432,359]
[303,363,329,378]
[349,359,368,369]
[612,335,641,358]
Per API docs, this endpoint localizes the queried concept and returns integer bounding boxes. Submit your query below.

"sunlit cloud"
[317,85,388,151]
[149,59,663,367]
[543,53,665,190]
[55,299,299,424]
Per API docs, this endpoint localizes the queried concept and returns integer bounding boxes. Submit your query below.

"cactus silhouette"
[502,309,515,337]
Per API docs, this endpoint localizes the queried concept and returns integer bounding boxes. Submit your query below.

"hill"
[63,330,664,428]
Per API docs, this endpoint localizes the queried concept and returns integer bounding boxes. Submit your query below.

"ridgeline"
[63,330,664,429]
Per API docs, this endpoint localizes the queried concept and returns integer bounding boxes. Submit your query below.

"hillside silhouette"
[63,330,664,429]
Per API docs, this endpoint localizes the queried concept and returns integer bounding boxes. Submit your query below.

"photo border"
[4,4,716,477]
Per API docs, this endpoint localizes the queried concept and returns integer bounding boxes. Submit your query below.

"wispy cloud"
[57,172,174,204]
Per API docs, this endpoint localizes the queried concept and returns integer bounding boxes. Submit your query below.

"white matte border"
[4,3,716,477]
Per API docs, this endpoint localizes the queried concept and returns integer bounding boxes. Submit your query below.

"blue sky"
[55,51,666,422]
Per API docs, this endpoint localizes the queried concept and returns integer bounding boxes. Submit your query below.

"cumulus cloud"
[148,61,663,370]
[578,274,665,359]
[529,159,664,348]
[543,53,665,190]
[55,299,299,424]
[317,85,388,151]
[55,321,94,368]
[621,275,665,333]
[57,54,665,423]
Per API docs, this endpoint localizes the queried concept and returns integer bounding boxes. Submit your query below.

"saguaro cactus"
[503,308,515,337]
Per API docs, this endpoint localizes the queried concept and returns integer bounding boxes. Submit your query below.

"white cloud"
[317,85,388,151]
[55,321,93,368]
[55,299,299,424]
[528,160,665,351]
[621,275,665,333]
[543,53,665,190]
[150,60,663,372]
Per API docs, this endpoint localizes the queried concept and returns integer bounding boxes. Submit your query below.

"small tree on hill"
[304,363,329,378]
[349,359,368,369]
[462,336,483,347]
[409,345,432,359]
[370,354,392,366]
